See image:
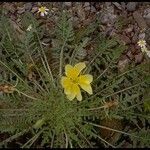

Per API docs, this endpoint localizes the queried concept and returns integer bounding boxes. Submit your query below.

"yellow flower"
[37,6,49,17]
[61,62,93,101]
[137,40,146,48]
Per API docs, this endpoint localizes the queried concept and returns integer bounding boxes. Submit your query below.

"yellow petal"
[74,62,86,75]
[79,83,93,95]
[66,84,80,101]
[64,86,72,95]
[76,90,82,101]
[67,93,76,101]
[61,76,72,88]
[78,74,93,84]
[65,64,73,76]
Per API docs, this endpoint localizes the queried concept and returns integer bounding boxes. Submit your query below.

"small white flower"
[141,46,148,53]
[137,40,146,48]
[26,24,32,31]
[37,6,49,17]
[146,50,150,58]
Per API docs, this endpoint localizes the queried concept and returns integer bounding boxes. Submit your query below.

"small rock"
[124,26,133,33]
[120,34,131,45]
[84,2,90,7]
[121,2,126,9]
[132,33,138,44]
[143,9,150,27]
[145,18,150,27]
[84,6,91,11]
[42,38,51,43]
[25,3,32,11]
[133,11,147,30]
[130,44,136,54]
[144,13,150,20]
[145,28,150,45]
[31,7,38,13]
[118,56,129,72]
[105,2,111,7]
[17,6,25,14]
[76,4,86,21]
[135,53,143,64]
[91,6,96,13]
[112,2,122,10]
[64,2,72,7]
[100,12,117,25]
[6,4,16,13]
[126,2,138,12]
[10,14,17,21]
[139,33,145,39]
[126,50,133,60]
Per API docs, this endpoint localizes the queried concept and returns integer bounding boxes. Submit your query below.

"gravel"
[133,11,147,30]
[64,2,72,7]
[126,2,138,12]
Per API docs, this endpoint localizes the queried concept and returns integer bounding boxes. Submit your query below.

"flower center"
[40,7,46,13]
[70,77,79,84]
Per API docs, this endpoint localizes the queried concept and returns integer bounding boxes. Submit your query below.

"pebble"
[124,26,133,33]
[100,12,117,25]
[145,29,150,45]
[118,56,129,72]
[138,33,145,39]
[132,33,138,44]
[31,7,38,13]
[90,6,96,12]
[133,11,147,30]
[143,8,150,27]
[112,2,122,10]
[64,2,72,7]
[84,2,90,7]
[25,3,32,11]
[126,2,138,12]
[120,34,131,44]
[84,6,91,11]
[121,2,126,9]
[135,53,143,64]
[126,50,133,60]
[17,6,25,14]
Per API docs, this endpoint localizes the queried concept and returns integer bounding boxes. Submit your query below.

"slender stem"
[33,80,46,93]
[123,101,143,111]
[69,139,73,148]
[104,82,144,99]
[94,63,111,82]
[89,81,144,100]
[93,133,116,148]
[0,60,27,86]
[25,45,50,94]
[15,88,39,100]
[21,129,43,148]
[64,131,69,148]
[75,127,93,148]
[59,39,67,78]
[83,51,102,74]
[69,44,77,65]
[0,109,28,111]
[88,105,106,111]
[126,112,150,119]
[50,131,55,148]
[4,23,19,58]
[0,128,31,146]
[84,121,150,141]
[32,22,55,88]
